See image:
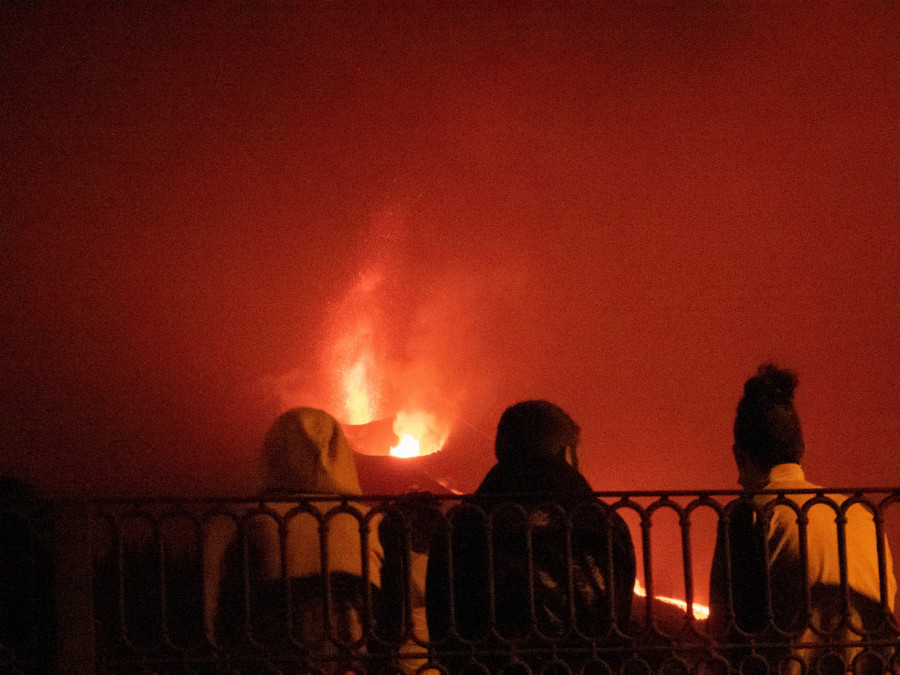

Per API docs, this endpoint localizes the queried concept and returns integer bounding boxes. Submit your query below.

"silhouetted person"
[204,408,384,672]
[0,477,53,674]
[709,364,897,675]
[426,400,635,673]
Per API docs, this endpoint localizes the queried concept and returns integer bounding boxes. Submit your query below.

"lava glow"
[343,357,377,425]
[336,263,450,456]
[341,356,449,457]
[390,434,421,458]
[390,409,447,458]
[633,579,710,621]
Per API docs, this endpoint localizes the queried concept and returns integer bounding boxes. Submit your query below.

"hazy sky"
[2,2,898,498]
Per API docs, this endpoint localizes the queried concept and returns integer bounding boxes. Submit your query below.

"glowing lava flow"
[633,579,710,621]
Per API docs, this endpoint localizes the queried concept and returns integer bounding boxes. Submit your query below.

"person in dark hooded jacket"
[426,400,635,673]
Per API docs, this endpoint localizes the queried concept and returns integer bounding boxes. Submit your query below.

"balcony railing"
[2,489,899,674]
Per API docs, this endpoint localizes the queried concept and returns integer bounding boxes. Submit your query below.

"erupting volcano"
[299,217,457,462]
[339,354,450,460]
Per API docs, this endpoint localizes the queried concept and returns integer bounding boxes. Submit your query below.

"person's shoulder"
[475,460,595,499]
[562,463,595,492]
[543,460,595,497]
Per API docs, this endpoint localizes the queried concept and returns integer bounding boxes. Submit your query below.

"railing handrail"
[34,486,900,505]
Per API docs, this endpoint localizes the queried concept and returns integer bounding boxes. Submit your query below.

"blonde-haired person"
[203,408,383,671]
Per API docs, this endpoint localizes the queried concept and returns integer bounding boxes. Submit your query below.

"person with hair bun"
[709,364,897,675]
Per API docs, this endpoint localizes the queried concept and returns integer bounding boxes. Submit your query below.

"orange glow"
[389,409,448,457]
[633,579,709,620]
[343,357,376,424]
[390,434,421,458]
[333,270,384,426]
[341,354,451,457]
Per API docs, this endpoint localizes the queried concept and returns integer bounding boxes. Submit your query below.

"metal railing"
[2,489,899,674]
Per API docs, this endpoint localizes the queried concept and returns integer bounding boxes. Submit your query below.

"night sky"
[2,3,898,500]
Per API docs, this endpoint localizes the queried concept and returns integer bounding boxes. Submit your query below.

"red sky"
[1,2,898,499]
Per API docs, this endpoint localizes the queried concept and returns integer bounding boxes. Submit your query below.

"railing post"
[53,501,95,674]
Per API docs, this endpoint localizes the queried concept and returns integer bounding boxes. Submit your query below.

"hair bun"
[744,363,797,405]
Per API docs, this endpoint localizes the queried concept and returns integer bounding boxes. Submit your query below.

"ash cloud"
[0,4,897,498]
